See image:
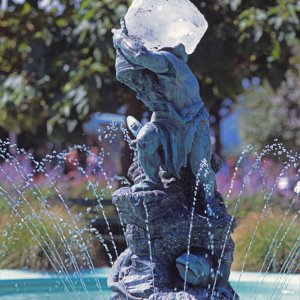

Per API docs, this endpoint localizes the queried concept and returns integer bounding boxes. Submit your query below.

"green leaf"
[83,10,95,20]
[90,62,108,73]
[271,40,281,60]
[22,3,31,15]
[62,105,71,117]
[56,18,68,27]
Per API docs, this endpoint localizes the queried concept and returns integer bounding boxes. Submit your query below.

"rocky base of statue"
[108,162,240,300]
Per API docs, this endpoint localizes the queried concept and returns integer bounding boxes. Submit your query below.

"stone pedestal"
[108,167,239,300]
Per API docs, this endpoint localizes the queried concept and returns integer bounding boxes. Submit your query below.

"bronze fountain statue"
[108,1,239,299]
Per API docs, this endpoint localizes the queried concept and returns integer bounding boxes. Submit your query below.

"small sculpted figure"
[113,20,216,214]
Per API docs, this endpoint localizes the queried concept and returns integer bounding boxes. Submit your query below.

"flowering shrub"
[217,155,299,211]
[0,147,122,270]
[0,201,106,270]
[0,146,299,272]
[232,209,299,272]
[217,152,299,273]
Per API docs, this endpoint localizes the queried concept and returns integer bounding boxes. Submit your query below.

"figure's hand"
[112,28,122,49]
[112,18,128,49]
[120,18,128,35]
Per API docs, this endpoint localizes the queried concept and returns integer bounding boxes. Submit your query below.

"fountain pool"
[0,269,299,299]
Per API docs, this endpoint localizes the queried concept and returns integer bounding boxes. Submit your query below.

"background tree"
[0,0,299,156]
[0,0,132,149]
[239,50,300,152]
[190,0,300,154]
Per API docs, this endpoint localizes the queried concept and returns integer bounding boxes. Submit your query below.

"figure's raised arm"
[113,19,169,74]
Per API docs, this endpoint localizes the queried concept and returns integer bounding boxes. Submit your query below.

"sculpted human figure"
[113,20,216,214]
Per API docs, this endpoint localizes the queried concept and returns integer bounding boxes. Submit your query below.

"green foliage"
[0,171,115,270]
[227,192,268,219]
[0,194,110,270]
[229,192,299,272]
[190,0,300,104]
[0,0,299,151]
[0,75,45,133]
[239,82,280,150]
[0,202,91,270]
[189,0,299,152]
[1,173,113,204]
[239,53,300,152]
[0,0,127,141]
[232,209,299,272]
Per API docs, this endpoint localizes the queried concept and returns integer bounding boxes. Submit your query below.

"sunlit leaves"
[239,55,300,152]
[0,0,126,141]
[0,75,45,133]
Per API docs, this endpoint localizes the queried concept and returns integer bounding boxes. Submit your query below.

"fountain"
[0,1,299,300]
[108,1,238,299]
